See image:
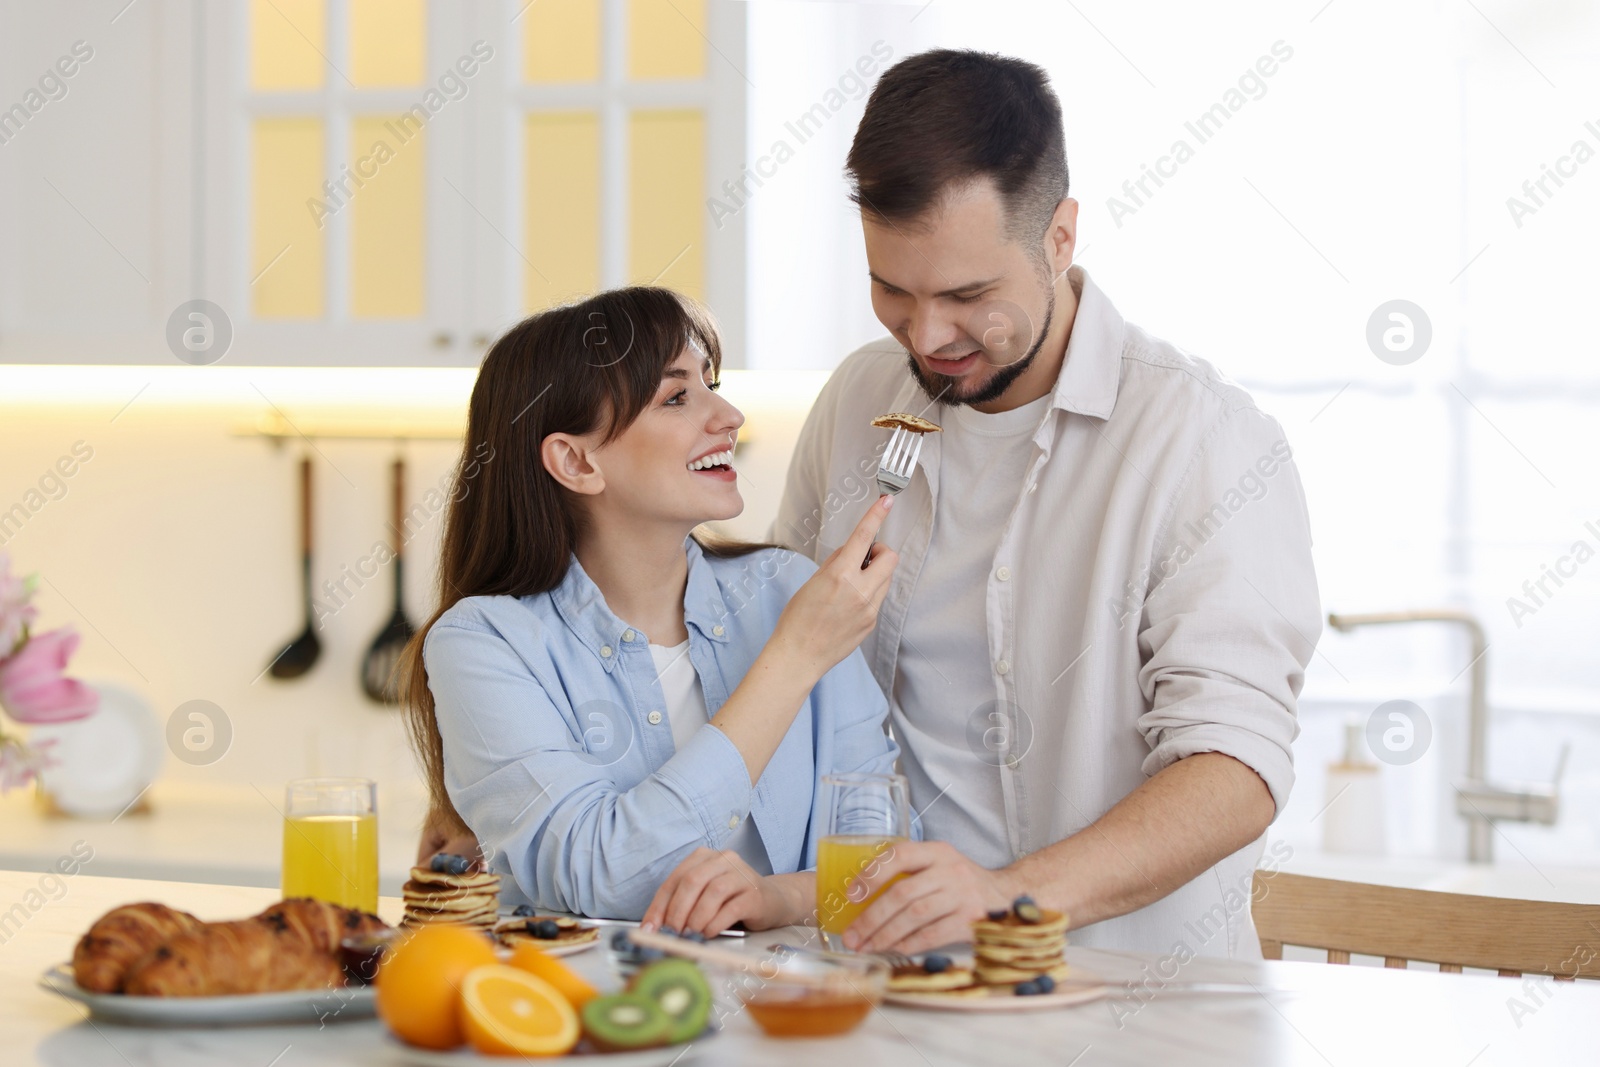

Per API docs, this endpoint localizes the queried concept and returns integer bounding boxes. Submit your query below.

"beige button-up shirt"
[771,267,1320,958]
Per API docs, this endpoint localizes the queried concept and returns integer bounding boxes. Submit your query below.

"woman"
[403,286,899,935]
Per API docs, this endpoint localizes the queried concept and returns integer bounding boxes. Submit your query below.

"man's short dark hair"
[846,49,1068,246]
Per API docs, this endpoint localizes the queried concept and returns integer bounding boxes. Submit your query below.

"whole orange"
[507,943,600,1009]
[375,925,498,1049]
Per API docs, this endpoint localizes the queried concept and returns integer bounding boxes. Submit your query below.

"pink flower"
[0,627,98,724]
[0,735,43,791]
[0,552,37,656]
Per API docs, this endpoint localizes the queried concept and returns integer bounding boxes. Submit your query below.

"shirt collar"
[549,538,731,671]
[1047,265,1123,421]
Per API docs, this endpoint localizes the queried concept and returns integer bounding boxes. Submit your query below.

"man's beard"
[905,285,1056,409]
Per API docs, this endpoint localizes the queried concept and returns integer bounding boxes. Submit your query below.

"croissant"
[71,902,203,993]
[257,897,388,955]
[121,919,342,997]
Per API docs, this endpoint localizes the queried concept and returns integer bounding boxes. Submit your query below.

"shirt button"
[600,645,613,658]
[996,566,1011,582]
[622,630,636,642]
[1006,755,1021,769]
[647,711,662,725]
[727,815,740,829]
[712,625,725,637]
[995,659,1011,676]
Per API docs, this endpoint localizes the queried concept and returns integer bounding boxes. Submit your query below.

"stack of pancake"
[400,864,501,930]
[971,905,1070,987]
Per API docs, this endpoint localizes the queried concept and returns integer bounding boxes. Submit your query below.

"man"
[769,49,1320,957]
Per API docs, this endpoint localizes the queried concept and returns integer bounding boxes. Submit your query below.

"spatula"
[361,456,416,704]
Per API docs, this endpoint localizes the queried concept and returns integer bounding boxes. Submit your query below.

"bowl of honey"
[722,952,888,1038]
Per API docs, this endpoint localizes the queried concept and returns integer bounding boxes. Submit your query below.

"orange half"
[460,964,581,1057]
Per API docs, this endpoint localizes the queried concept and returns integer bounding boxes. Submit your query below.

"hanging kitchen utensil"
[267,456,322,680]
[361,456,417,704]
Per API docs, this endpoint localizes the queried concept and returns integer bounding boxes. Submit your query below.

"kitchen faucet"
[1326,609,1566,863]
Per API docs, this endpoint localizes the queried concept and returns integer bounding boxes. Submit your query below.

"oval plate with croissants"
[40,962,377,1026]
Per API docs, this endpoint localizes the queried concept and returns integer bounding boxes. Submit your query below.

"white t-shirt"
[650,639,773,876]
[892,392,1053,869]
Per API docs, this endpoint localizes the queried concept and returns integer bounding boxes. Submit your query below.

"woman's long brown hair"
[402,287,769,835]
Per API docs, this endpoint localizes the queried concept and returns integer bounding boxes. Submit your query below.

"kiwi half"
[580,992,673,1051]
[628,959,712,1043]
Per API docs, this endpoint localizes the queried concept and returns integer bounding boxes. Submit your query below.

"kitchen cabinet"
[0,0,747,367]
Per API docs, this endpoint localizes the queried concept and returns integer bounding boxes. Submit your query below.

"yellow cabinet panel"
[350,116,426,319]
[628,0,706,81]
[250,0,327,91]
[524,0,601,84]
[628,109,703,298]
[525,112,601,311]
[350,0,426,87]
[252,118,325,319]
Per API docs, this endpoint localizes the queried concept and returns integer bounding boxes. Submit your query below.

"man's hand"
[640,849,810,936]
[843,840,1019,954]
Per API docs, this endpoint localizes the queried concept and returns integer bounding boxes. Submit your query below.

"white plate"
[884,980,1106,1012]
[32,681,164,818]
[537,937,600,959]
[39,964,375,1026]
[386,1027,719,1065]
[492,922,601,959]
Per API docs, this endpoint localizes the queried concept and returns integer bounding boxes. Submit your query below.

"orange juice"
[816,834,906,935]
[282,813,378,912]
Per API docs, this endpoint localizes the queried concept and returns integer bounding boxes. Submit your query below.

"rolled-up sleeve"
[1134,406,1320,816]
[425,618,756,918]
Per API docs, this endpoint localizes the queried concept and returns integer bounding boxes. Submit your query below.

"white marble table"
[3,869,1595,1065]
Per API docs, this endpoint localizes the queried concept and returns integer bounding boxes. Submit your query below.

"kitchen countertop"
[0,780,426,896]
[12,778,1600,913]
[2,869,1594,1065]
[1279,848,1600,903]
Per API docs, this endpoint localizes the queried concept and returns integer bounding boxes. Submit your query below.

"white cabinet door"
[462,0,747,364]
[195,0,476,367]
[0,0,191,364]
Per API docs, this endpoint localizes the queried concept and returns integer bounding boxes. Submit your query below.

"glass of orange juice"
[816,772,909,951]
[281,777,378,913]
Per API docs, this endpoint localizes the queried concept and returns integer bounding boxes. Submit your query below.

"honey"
[742,991,874,1037]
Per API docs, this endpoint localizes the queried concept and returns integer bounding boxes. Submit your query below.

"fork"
[862,426,924,569]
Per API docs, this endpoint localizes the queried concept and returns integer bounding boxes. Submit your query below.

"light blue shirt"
[423,538,901,919]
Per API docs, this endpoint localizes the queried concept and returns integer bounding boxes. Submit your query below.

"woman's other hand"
[640,849,811,936]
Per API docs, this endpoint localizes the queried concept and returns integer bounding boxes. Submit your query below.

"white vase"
[31,680,164,819]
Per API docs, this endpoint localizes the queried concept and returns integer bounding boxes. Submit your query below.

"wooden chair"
[1252,871,1600,978]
